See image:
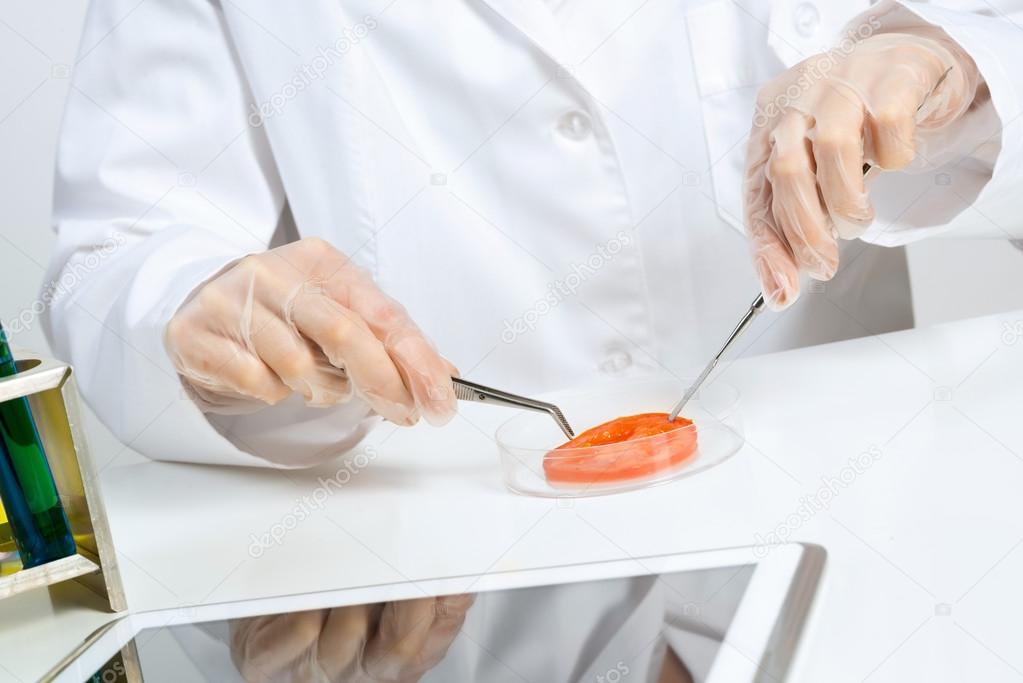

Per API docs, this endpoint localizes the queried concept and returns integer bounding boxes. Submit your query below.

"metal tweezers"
[452,377,575,439]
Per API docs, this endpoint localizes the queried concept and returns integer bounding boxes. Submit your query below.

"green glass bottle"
[0,324,75,567]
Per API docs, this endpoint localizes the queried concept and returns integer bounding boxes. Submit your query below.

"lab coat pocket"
[685,0,782,236]
[686,0,876,235]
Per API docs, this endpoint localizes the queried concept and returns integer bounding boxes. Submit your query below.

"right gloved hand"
[230,596,475,683]
[165,237,458,426]
[743,31,979,310]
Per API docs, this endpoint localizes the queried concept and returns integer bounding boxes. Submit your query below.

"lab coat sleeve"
[44,0,376,468]
[845,0,1023,246]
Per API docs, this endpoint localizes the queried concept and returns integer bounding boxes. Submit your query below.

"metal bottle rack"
[0,352,126,612]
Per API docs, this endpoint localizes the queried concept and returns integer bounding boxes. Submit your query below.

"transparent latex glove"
[744,31,980,309]
[230,596,475,683]
[165,238,458,426]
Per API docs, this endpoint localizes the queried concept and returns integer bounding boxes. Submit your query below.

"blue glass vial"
[0,324,75,568]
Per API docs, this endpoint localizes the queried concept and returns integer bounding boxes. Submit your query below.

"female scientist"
[43,0,1020,680]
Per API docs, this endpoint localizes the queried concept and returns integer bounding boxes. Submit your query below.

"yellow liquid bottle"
[0,499,13,553]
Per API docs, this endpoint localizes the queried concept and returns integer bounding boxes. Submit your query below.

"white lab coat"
[42,0,1023,468]
[42,0,1023,680]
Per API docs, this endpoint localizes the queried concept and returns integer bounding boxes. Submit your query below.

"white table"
[2,309,1022,682]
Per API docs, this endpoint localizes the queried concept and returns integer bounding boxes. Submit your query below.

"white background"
[1,1,1021,465]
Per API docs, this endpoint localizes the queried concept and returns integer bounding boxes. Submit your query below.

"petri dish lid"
[495,377,743,498]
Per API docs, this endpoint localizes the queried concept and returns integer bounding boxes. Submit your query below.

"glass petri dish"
[495,378,743,497]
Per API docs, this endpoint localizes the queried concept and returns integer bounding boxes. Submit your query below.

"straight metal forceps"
[451,377,575,439]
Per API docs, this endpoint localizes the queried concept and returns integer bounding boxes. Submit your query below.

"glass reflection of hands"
[230,595,475,683]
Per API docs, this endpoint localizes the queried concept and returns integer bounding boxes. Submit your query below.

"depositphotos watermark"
[753,445,883,557]
[91,660,125,683]
[752,15,882,128]
[501,230,633,343]
[5,231,128,334]
[248,446,378,558]
[248,16,378,126]
[1001,320,1023,345]
[595,662,630,683]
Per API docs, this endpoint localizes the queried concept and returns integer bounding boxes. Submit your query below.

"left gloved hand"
[743,30,980,309]
[230,595,474,683]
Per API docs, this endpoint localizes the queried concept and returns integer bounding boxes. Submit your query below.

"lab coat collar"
[479,0,877,78]
[475,0,572,69]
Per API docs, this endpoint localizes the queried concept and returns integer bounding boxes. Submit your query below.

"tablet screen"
[85,565,754,683]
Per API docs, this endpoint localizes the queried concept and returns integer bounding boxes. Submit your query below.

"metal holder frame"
[0,352,126,612]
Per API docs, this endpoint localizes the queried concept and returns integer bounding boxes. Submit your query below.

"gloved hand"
[230,595,475,683]
[165,237,457,426]
[744,30,980,309]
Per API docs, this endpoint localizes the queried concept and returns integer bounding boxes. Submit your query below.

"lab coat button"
[793,3,820,38]
[556,110,592,140]
[599,349,632,374]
